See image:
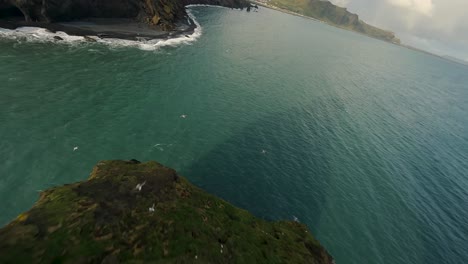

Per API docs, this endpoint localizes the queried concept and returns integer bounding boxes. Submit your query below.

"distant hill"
[443,55,468,66]
[265,0,400,43]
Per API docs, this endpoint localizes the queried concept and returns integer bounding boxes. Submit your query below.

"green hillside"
[268,0,400,43]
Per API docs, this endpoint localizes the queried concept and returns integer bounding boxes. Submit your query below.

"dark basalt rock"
[83,35,97,42]
[0,0,253,30]
[53,35,63,40]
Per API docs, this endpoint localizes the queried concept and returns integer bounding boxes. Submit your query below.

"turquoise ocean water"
[1,6,467,264]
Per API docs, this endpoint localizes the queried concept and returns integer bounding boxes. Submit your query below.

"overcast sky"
[328,0,468,61]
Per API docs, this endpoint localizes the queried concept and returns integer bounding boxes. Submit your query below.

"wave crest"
[0,8,202,51]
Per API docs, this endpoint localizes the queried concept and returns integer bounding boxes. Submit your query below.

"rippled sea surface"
[1,7,467,264]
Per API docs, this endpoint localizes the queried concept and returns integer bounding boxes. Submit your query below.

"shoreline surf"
[0,7,203,50]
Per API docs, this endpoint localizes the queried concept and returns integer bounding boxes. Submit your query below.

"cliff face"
[0,160,333,263]
[0,0,252,30]
[270,0,400,43]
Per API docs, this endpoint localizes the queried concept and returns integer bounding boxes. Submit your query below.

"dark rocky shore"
[0,160,333,263]
[0,17,195,41]
[0,0,256,40]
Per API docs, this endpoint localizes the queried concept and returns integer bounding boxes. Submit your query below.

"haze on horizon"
[329,0,468,62]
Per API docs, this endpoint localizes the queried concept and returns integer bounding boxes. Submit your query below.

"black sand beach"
[0,17,196,41]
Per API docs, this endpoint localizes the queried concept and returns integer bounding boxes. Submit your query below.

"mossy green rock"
[0,160,333,263]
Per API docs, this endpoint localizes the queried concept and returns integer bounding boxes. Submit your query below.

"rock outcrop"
[0,160,333,263]
[0,0,252,30]
[269,0,400,43]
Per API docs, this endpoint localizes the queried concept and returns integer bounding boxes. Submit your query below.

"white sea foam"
[93,8,202,51]
[185,4,227,8]
[0,26,85,43]
[0,8,202,51]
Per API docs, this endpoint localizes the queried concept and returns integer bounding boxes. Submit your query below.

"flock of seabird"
[70,113,272,240]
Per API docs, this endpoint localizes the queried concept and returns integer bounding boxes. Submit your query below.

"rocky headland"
[258,0,400,44]
[0,0,255,40]
[0,160,333,263]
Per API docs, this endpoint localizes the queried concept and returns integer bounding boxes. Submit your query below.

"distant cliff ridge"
[267,0,400,43]
[0,160,333,263]
[0,0,253,30]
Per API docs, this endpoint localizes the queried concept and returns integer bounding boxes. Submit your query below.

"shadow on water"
[179,101,459,263]
[181,105,338,236]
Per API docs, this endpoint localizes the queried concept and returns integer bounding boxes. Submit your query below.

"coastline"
[252,1,320,22]
[0,7,206,50]
[1,2,464,67]
[251,1,468,68]
[0,3,253,45]
[0,17,196,42]
[251,1,400,44]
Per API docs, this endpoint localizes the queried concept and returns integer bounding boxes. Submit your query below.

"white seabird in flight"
[135,181,146,192]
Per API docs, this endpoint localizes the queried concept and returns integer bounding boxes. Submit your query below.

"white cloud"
[328,0,468,60]
[329,0,351,7]
[387,0,434,16]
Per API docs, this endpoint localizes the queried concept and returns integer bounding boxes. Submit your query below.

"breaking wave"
[0,8,202,51]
